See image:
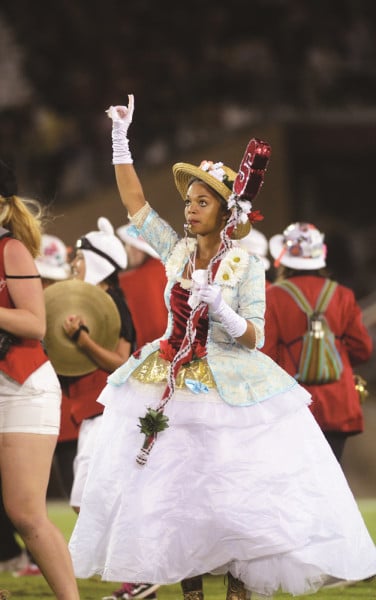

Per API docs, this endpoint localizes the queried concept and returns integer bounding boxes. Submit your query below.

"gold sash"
[132,350,216,388]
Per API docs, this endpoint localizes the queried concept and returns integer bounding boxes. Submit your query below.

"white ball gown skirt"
[69,377,376,597]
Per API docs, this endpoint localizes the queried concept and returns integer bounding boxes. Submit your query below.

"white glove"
[195,283,247,339]
[188,269,208,309]
[106,94,134,164]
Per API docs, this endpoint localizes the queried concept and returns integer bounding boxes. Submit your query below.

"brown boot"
[226,573,249,600]
[182,592,204,600]
[181,576,204,600]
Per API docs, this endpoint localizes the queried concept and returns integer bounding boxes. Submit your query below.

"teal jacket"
[108,210,297,406]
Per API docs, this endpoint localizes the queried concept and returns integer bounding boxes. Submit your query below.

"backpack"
[277,279,343,385]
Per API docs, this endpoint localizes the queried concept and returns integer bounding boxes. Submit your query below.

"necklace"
[186,245,197,280]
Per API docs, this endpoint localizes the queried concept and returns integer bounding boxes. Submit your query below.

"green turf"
[0,499,375,599]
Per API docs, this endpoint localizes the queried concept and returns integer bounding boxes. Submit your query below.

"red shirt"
[59,369,109,426]
[119,257,168,349]
[0,236,48,384]
[262,275,373,434]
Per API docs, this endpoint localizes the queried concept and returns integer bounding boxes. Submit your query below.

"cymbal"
[44,279,121,376]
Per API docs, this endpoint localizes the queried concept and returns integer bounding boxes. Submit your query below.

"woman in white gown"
[69,96,376,600]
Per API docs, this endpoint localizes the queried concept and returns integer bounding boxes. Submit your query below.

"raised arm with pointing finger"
[107,95,146,216]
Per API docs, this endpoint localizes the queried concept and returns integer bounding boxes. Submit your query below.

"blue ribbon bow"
[184,379,209,394]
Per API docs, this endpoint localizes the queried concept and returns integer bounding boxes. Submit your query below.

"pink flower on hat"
[199,161,227,183]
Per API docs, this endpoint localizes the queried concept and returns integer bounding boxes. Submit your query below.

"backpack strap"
[276,280,313,317]
[314,279,337,313]
[277,279,337,317]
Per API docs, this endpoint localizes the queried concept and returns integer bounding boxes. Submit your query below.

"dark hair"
[275,265,331,282]
[104,270,120,288]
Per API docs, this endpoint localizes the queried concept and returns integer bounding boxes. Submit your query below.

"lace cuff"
[128,202,152,229]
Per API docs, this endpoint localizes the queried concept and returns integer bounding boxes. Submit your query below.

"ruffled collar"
[165,238,249,289]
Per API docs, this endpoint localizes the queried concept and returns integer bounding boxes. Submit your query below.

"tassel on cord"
[136,300,204,465]
[135,236,232,467]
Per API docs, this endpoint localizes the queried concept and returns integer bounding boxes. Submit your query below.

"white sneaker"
[0,550,28,573]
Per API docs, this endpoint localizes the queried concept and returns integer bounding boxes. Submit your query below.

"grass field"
[0,499,375,599]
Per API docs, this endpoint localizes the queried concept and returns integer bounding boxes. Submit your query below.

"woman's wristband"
[71,324,90,343]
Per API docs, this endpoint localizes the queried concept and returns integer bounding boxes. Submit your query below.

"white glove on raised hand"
[194,283,247,339]
[106,94,134,164]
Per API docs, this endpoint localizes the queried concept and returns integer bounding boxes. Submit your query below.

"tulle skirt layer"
[69,378,376,597]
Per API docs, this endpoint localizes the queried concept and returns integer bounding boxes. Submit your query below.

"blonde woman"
[0,159,79,599]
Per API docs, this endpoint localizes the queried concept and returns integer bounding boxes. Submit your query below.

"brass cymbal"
[44,279,121,376]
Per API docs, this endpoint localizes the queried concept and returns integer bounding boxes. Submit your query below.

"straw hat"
[44,279,121,376]
[269,222,326,270]
[116,224,159,258]
[35,234,71,281]
[172,160,251,239]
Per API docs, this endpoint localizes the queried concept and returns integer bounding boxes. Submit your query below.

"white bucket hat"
[236,228,270,270]
[76,217,128,285]
[35,234,71,280]
[269,222,326,270]
[116,224,159,259]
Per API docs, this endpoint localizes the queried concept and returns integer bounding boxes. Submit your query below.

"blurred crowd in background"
[0,1,375,301]
[0,0,376,195]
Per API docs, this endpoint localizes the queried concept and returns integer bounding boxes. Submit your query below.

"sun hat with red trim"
[35,234,71,280]
[269,222,326,270]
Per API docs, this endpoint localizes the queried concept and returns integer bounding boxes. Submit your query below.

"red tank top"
[0,235,48,384]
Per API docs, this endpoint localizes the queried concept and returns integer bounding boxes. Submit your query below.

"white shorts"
[0,362,61,434]
[70,415,103,508]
